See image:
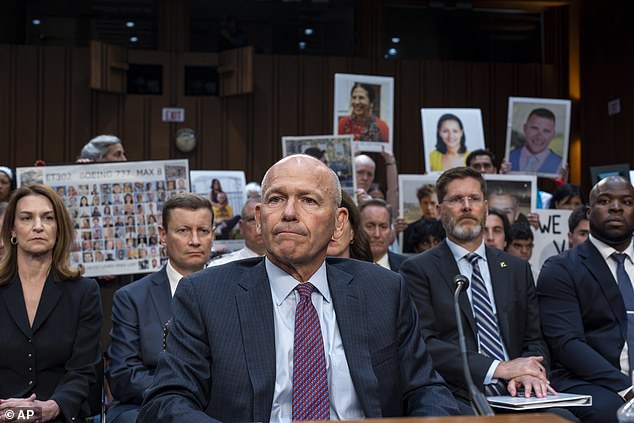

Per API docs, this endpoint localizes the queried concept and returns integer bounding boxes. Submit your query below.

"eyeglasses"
[443,195,484,207]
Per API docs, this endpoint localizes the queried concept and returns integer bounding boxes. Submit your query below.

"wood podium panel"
[300,414,568,423]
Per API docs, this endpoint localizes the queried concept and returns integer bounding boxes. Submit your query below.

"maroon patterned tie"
[292,282,330,421]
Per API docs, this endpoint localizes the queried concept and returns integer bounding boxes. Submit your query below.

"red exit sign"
[162,107,185,122]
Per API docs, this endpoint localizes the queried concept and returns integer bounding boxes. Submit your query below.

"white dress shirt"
[165,260,184,297]
[206,246,262,267]
[518,146,552,172]
[446,239,509,384]
[375,252,390,270]
[266,258,363,422]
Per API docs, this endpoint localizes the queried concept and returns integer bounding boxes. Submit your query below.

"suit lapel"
[235,261,276,421]
[149,267,172,325]
[486,247,513,348]
[436,242,477,336]
[579,241,627,330]
[31,271,62,334]
[1,275,32,337]
[327,263,382,417]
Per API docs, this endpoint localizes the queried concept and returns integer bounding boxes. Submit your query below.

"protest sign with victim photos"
[17,159,189,277]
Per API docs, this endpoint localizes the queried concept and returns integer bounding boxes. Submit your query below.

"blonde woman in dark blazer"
[0,184,101,422]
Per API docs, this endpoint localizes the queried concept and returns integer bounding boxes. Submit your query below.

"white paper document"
[487,392,592,410]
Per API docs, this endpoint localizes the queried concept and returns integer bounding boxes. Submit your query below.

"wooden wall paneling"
[325,57,348,133]
[199,97,224,171]
[445,61,468,107]
[41,47,68,164]
[420,60,444,108]
[349,57,372,76]
[0,45,15,165]
[122,95,147,160]
[469,63,493,151]
[225,94,250,171]
[251,55,275,182]
[300,56,326,136]
[125,49,171,161]
[276,55,300,144]
[175,52,220,169]
[395,59,423,174]
[514,63,538,97]
[490,63,515,155]
[14,46,39,167]
[93,92,123,146]
[541,64,561,98]
[69,48,92,160]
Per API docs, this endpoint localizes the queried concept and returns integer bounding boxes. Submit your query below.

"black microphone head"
[454,274,469,290]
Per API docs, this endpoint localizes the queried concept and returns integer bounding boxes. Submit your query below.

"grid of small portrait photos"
[17,160,189,277]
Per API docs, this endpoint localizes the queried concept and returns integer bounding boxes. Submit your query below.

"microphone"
[453,274,495,416]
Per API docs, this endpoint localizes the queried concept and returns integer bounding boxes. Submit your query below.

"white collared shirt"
[589,234,634,377]
[375,252,390,270]
[446,239,509,384]
[266,258,363,422]
[165,260,184,297]
[518,146,552,172]
[206,246,262,267]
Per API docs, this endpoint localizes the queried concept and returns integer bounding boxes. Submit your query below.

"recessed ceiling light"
[126,21,135,28]
[299,41,307,50]
[391,37,400,44]
[304,28,313,36]
[32,19,41,26]
[130,36,139,43]
[388,48,397,55]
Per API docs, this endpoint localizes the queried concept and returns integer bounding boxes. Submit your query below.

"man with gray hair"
[208,198,265,266]
[78,134,127,162]
[140,154,458,422]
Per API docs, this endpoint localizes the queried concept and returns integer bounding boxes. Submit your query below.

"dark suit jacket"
[388,250,407,272]
[509,147,562,174]
[400,241,548,402]
[107,267,171,404]
[139,257,459,422]
[537,239,631,392]
[0,272,101,422]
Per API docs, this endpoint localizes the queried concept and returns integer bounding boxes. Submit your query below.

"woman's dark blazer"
[0,271,102,422]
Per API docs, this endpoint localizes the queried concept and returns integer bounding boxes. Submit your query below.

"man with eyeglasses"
[401,167,576,419]
[208,198,265,266]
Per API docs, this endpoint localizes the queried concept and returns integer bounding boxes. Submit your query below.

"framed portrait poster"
[333,73,394,153]
[190,170,247,254]
[588,164,631,185]
[398,174,440,254]
[505,96,572,179]
[16,159,189,277]
[483,174,538,224]
[421,108,486,174]
[282,135,356,198]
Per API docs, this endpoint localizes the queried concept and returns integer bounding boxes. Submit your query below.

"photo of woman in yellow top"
[429,113,469,172]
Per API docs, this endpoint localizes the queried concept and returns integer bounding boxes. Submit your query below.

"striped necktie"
[292,282,330,420]
[466,253,506,395]
[612,253,634,376]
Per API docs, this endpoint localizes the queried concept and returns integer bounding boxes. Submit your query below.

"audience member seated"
[78,135,127,163]
[400,167,576,421]
[107,193,214,423]
[538,176,634,423]
[326,192,373,262]
[549,183,585,210]
[407,218,445,254]
[484,208,510,250]
[0,202,7,259]
[208,198,265,266]
[359,198,407,271]
[0,166,14,203]
[0,184,101,422]
[506,221,534,262]
[568,204,590,248]
[403,184,439,253]
[139,154,459,421]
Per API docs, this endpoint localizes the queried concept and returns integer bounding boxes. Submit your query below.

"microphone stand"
[454,275,495,416]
